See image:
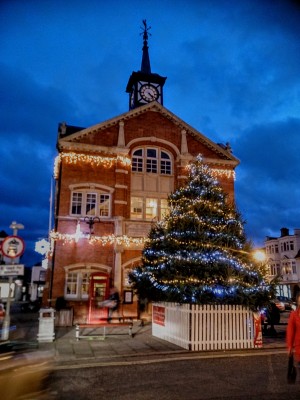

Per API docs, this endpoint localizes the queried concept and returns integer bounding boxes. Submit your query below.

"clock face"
[139,84,159,102]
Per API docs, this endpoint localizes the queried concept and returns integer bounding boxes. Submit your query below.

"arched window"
[132,147,172,175]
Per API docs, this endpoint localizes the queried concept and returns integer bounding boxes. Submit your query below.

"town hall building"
[43,22,239,324]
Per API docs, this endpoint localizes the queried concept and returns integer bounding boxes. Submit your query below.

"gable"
[57,102,239,166]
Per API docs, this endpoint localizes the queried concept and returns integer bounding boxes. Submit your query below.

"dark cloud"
[0,0,300,263]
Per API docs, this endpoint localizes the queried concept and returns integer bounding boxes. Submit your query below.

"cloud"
[233,118,300,244]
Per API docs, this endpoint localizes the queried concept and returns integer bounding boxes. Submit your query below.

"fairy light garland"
[49,230,146,247]
[54,152,131,178]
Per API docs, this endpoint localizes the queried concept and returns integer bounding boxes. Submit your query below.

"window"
[132,147,172,175]
[290,241,294,251]
[99,194,110,216]
[72,193,82,215]
[146,149,157,173]
[132,149,143,172]
[160,199,169,217]
[160,151,171,174]
[146,198,158,220]
[65,272,89,300]
[130,197,169,220]
[71,191,111,217]
[86,193,96,215]
[131,197,143,219]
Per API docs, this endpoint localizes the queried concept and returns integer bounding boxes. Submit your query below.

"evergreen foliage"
[129,156,275,310]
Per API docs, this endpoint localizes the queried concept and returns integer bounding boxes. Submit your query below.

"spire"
[140,19,151,74]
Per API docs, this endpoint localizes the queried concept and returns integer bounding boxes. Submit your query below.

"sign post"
[0,222,25,341]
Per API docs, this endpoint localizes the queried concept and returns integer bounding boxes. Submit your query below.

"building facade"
[265,227,300,299]
[43,24,239,323]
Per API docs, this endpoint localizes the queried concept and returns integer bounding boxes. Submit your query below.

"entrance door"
[88,273,109,324]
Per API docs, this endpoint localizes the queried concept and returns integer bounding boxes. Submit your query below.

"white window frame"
[65,271,89,300]
[132,147,173,175]
[70,190,111,218]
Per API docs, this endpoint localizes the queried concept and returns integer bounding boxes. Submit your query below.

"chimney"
[280,227,289,237]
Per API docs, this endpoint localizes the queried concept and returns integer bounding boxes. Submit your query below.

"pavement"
[1,311,288,369]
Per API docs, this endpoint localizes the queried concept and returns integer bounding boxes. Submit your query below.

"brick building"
[43,24,239,323]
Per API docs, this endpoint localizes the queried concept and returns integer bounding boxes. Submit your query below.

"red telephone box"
[88,273,110,324]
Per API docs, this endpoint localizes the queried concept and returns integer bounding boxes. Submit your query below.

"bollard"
[76,324,80,341]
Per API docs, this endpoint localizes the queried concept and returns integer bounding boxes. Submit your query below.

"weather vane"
[140,19,151,43]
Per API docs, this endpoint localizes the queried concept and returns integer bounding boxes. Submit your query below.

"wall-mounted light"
[84,216,100,235]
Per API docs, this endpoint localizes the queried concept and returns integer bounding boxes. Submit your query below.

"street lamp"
[253,250,266,263]
[84,216,100,235]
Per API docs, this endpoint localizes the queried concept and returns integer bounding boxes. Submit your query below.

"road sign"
[0,264,24,276]
[1,236,25,258]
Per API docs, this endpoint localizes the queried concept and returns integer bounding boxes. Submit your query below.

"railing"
[152,303,259,351]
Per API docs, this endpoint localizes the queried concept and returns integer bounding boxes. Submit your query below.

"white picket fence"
[152,303,260,351]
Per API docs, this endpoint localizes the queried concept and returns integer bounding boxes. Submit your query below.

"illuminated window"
[131,197,143,219]
[146,198,158,220]
[71,191,111,217]
[130,197,169,220]
[160,198,169,217]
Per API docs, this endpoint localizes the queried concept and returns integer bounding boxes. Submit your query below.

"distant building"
[265,227,300,299]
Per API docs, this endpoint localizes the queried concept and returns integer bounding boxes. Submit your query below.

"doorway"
[88,273,110,324]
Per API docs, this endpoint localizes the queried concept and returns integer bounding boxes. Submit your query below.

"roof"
[57,102,239,166]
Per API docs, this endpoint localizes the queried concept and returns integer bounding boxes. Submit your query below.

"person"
[286,292,300,376]
[97,287,120,320]
[107,287,120,320]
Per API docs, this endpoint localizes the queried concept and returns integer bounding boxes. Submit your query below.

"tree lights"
[129,155,275,309]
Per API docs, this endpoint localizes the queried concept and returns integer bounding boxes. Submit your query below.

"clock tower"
[126,20,167,110]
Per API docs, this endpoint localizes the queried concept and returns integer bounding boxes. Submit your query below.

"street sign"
[1,236,25,258]
[0,264,24,276]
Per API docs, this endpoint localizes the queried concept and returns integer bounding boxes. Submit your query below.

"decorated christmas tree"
[129,156,274,310]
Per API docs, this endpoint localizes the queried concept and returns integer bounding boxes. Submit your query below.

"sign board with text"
[0,264,24,276]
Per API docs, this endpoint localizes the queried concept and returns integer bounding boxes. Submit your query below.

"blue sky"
[1,0,300,265]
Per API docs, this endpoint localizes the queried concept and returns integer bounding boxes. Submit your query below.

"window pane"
[132,157,143,172]
[160,159,171,175]
[66,273,78,295]
[131,197,143,219]
[147,148,157,158]
[99,194,110,216]
[81,273,89,297]
[146,158,157,173]
[161,151,170,159]
[146,148,157,173]
[132,149,143,172]
[160,199,169,218]
[146,198,158,220]
[71,192,82,215]
[86,193,96,216]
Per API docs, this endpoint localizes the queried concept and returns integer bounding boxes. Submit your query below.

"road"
[47,352,299,400]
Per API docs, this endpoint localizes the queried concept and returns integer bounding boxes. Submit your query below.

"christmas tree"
[129,155,274,310]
